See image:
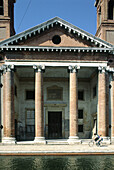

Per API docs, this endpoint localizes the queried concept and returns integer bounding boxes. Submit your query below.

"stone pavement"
[0,142,114,156]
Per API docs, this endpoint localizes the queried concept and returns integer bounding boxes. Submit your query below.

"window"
[78,125,83,132]
[26,90,35,100]
[78,110,83,119]
[108,0,114,20]
[93,86,97,98]
[26,110,35,133]
[0,0,3,15]
[52,35,61,44]
[78,91,84,100]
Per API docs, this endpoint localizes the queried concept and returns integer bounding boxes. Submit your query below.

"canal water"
[0,155,114,170]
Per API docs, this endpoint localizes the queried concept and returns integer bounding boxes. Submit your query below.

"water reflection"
[0,155,113,170]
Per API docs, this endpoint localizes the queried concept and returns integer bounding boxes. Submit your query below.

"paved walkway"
[0,143,114,156]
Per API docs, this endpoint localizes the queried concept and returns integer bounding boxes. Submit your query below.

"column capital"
[1,65,14,74]
[0,66,3,75]
[98,66,106,73]
[106,66,114,73]
[68,65,80,73]
[33,65,45,72]
[112,73,114,80]
[0,65,7,74]
[6,65,15,72]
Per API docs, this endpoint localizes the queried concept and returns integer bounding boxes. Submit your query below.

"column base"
[34,137,46,144]
[2,137,16,144]
[111,137,114,144]
[67,136,81,144]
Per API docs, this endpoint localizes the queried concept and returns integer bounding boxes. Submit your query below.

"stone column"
[98,67,107,138]
[33,65,45,144]
[111,73,114,143]
[68,66,79,144]
[2,65,16,144]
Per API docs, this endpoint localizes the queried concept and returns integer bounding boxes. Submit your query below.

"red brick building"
[0,0,114,144]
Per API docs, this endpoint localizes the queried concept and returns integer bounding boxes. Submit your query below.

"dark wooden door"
[48,112,62,139]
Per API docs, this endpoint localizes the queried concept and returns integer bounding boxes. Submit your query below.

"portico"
[0,17,113,144]
[0,59,113,144]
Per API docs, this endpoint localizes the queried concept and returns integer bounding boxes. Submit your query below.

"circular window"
[52,35,61,45]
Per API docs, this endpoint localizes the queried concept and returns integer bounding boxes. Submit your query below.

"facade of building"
[0,0,114,144]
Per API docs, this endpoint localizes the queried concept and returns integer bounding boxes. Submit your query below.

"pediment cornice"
[0,45,113,54]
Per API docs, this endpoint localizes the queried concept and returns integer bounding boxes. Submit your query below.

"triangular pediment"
[21,27,94,47]
[0,17,113,48]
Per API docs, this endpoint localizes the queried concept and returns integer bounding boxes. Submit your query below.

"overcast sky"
[14,0,97,36]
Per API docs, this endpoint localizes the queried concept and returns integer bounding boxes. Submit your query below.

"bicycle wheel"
[99,142,102,147]
[89,140,94,147]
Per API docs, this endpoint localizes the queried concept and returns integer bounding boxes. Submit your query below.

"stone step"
[46,140,68,145]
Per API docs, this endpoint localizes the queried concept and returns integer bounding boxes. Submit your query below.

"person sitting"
[94,133,100,142]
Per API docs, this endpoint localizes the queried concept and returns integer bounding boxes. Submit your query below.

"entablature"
[0,45,113,54]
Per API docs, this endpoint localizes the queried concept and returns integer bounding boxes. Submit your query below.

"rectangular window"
[93,86,96,98]
[78,91,84,100]
[26,110,35,133]
[0,0,3,15]
[26,90,35,100]
[78,110,83,119]
[78,125,83,132]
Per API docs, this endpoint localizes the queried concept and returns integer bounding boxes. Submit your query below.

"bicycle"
[89,139,103,147]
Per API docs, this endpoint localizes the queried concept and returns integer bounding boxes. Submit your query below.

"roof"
[0,17,113,49]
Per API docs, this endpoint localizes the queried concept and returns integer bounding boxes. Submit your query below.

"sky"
[14,0,97,36]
